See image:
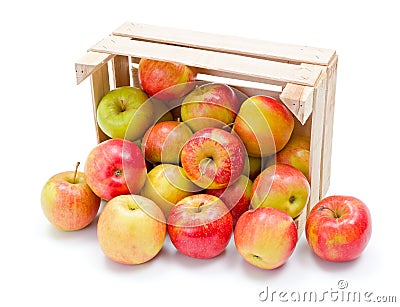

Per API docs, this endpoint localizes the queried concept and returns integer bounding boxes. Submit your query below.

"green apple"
[97,86,154,141]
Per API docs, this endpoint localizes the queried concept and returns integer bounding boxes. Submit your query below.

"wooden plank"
[131,57,141,87]
[280,83,314,125]
[320,55,338,197]
[113,22,336,66]
[89,35,323,87]
[295,210,307,238]
[112,55,130,87]
[75,51,114,85]
[90,64,110,143]
[231,86,281,101]
[308,67,327,212]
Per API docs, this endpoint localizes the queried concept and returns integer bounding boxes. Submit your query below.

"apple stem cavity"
[252,254,261,260]
[319,205,340,218]
[73,162,80,184]
[289,196,296,203]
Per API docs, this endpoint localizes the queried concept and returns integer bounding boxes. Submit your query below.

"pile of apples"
[41,59,372,269]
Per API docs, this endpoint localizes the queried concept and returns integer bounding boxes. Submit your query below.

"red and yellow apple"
[305,195,372,262]
[276,134,310,181]
[234,207,298,270]
[41,162,101,231]
[96,86,153,141]
[206,175,252,227]
[233,95,294,157]
[181,127,245,189]
[251,163,310,218]
[167,194,233,259]
[181,83,239,132]
[140,163,200,217]
[141,120,193,165]
[97,194,166,265]
[138,59,196,100]
[84,138,147,201]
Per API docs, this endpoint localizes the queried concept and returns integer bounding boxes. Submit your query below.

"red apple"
[141,121,193,165]
[41,162,101,231]
[167,194,233,259]
[251,164,310,218]
[84,138,147,201]
[206,175,252,227]
[181,83,239,132]
[305,195,372,262]
[181,127,245,189]
[276,134,310,181]
[233,95,294,157]
[140,163,200,217]
[138,59,196,100]
[234,207,298,270]
[97,194,166,264]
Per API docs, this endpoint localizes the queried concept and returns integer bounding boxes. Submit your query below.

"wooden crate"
[75,22,338,233]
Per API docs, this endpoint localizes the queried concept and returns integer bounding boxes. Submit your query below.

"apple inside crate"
[75,22,338,235]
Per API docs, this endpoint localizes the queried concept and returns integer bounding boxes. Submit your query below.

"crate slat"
[75,51,114,85]
[308,68,328,210]
[320,55,338,197]
[90,64,110,143]
[112,55,130,87]
[113,22,336,66]
[280,83,314,124]
[89,36,323,87]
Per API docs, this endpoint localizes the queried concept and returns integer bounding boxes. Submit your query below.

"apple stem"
[318,205,340,218]
[73,162,80,184]
[120,99,126,111]
[197,202,204,213]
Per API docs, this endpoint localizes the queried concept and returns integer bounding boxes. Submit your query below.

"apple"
[96,86,154,141]
[141,121,193,165]
[234,207,298,270]
[84,138,147,201]
[233,95,294,157]
[41,162,101,231]
[181,83,240,132]
[167,194,233,259]
[276,134,310,181]
[153,99,174,123]
[250,163,310,218]
[181,127,245,189]
[305,195,372,262]
[140,163,200,217]
[97,194,166,264]
[206,175,252,227]
[138,59,196,100]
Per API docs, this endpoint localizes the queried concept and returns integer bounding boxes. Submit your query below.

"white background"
[1,0,399,306]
